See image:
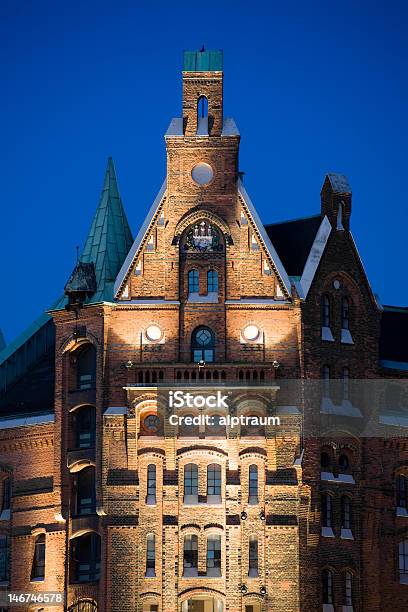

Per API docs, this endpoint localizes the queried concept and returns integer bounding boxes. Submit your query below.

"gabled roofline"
[238,179,291,296]
[114,181,167,298]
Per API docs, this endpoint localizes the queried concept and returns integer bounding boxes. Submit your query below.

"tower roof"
[78,157,133,302]
[183,49,223,72]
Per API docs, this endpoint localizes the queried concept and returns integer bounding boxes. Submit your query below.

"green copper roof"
[80,157,133,302]
[54,157,133,309]
[183,50,223,72]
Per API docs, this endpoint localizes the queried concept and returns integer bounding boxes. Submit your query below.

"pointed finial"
[76,245,79,262]
[200,44,205,52]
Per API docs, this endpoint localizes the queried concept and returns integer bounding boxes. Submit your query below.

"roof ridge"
[383,305,408,313]
[264,214,320,227]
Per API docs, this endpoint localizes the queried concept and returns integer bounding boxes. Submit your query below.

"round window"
[143,414,160,433]
[243,325,260,342]
[191,162,214,185]
[145,324,162,342]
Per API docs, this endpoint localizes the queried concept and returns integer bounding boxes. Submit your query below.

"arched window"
[249,465,258,504]
[207,464,221,501]
[342,367,350,400]
[399,540,408,583]
[341,496,352,530]
[71,533,101,583]
[68,600,98,612]
[0,536,9,582]
[146,464,156,505]
[197,95,208,119]
[322,493,333,528]
[321,295,331,328]
[344,571,353,606]
[188,269,199,294]
[31,534,46,581]
[74,406,95,449]
[341,297,350,330]
[184,464,198,503]
[183,534,198,576]
[191,326,215,363]
[76,345,96,390]
[206,534,221,576]
[146,534,156,577]
[397,475,408,509]
[322,569,334,604]
[248,536,258,577]
[207,270,218,293]
[74,467,96,516]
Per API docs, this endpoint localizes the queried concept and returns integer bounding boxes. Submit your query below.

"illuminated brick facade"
[0,50,407,612]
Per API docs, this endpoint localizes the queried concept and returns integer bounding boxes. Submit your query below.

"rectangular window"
[249,465,258,503]
[206,535,221,574]
[207,466,221,496]
[31,535,46,581]
[0,536,9,582]
[146,465,156,505]
[1,479,10,512]
[249,538,258,576]
[146,535,156,576]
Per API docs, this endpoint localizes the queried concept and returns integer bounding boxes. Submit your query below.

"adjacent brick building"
[0,49,407,612]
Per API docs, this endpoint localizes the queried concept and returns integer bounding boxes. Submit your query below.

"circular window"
[191,162,214,185]
[145,325,162,342]
[143,414,160,433]
[333,279,342,290]
[195,328,212,346]
[243,325,260,342]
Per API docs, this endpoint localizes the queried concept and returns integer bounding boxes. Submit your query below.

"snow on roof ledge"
[300,216,332,298]
[165,117,240,137]
[328,173,351,194]
[0,413,54,430]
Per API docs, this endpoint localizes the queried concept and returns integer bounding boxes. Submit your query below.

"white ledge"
[321,326,334,342]
[321,527,335,538]
[320,398,362,418]
[340,528,354,540]
[321,472,355,484]
[341,329,354,344]
[104,407,128,416]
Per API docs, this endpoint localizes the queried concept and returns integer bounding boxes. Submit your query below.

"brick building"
[0,49,407,612]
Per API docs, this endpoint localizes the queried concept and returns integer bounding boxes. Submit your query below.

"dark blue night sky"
[1,0,407,342]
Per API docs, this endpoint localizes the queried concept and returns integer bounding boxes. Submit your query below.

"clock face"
[145,324,162,342]
[191,162,214,185]
[243,324,260,342]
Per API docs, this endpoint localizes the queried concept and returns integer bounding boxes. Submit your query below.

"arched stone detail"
[174,209,233,244]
